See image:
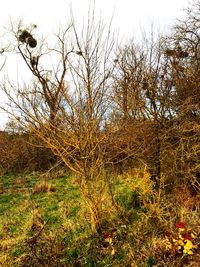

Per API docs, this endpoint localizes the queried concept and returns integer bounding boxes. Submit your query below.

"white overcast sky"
[1,0,190,35]
[0,0,190,127]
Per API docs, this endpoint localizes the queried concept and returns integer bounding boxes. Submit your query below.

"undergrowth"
[0,168,199,266]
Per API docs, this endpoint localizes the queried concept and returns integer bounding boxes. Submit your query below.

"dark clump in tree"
[19,30,32,43]
[165,48,189,58]
[165,48,176,57]
[30,56,39,68]
[19,30,37,48]
[27,37,37,48]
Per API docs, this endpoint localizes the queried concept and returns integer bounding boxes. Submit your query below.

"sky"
[0,0,190,127]
[1,0,190,36]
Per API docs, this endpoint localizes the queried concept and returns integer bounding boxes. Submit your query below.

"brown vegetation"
[0,130,56,174]
[0,0,199,245]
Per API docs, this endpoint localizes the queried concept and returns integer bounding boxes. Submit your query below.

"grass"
[0,172,91,266]
[0,170,200,266]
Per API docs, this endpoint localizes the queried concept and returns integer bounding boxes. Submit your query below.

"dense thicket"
[0,0,200,231]
[0,130,56,174]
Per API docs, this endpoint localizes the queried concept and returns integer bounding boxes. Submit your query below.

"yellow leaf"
[183,249,193,255]
[111,248,116,255]
[191,233,196,238]
[105,237,112,244]
[184,240,193,250]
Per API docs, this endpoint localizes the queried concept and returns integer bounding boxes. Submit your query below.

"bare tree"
[1,8,117,233]
[111,31,174,182]
[161,0,200,188]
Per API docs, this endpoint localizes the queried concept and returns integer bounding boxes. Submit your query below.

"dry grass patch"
[32,180,56,194]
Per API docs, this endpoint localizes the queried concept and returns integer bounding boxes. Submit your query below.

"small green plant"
[146,255,155,267]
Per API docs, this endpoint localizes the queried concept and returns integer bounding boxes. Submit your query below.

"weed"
[32,180,56,194]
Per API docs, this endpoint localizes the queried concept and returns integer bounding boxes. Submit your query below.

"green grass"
[0,192,25,213]
[0,172,199,266]
[0,172,90,266]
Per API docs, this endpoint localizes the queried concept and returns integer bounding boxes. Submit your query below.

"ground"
[0,171,200,266]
